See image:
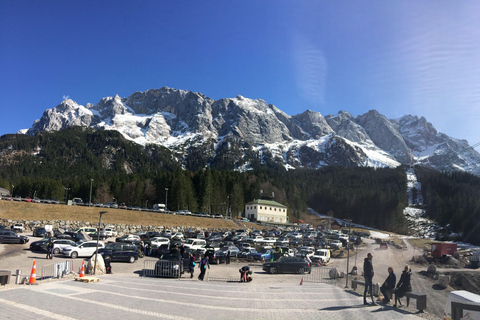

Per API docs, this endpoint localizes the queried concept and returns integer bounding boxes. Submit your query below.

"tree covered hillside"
[1,128,479,244]
[416,167,480,245]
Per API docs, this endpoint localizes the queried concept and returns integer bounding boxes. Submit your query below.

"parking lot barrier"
[40,260,74,281]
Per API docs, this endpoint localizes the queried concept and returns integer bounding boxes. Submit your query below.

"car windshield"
[104,243,117,249]
[276,256,288,263]
[184,239,195,244]
[219,246,229,251]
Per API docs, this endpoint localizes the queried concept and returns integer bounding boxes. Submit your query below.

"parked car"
[33,227,48,237]
[183,238,207,251]
[311,249,331,264]
[379,242,389,249]
[263,256,311,274]
[61,240,105,258]
[89,230,108,240]
[0,230,29,244]
[330,240,343,249]
[154,253,184,278]
[213,246,240,263]
[103,228,118,237]
[238,247,257,259]
[52,239,77,254]
[98,243,139,263]
[12,223,24,233]
[149,237,170,248]
[115,234,142,245]
[251,248,273,261]
[30,237,52,251]
[24,197,32,202]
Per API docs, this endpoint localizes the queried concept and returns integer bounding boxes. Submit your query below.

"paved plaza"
[0,272,424,320]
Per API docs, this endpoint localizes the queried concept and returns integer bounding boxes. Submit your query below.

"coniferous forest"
[1,127,479,244]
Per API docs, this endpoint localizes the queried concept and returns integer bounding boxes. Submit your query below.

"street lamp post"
[11,185,14,197]
[345,219,352,288]
[226,195,229,217]
[89,178,94,206]
[165,188,168,211]
[64,188,70,205]
[93,211,107,275]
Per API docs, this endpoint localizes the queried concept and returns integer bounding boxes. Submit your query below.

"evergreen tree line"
[1,128,480,244]
[415,166,480,245]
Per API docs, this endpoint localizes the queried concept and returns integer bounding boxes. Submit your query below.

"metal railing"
[302,265,338,284]
[40,260,74,280]
[143,259,182,278]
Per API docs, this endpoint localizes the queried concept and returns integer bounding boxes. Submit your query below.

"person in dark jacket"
[198,255,209,281]
[380,267,396,303]
[394,264,412,308]
[363,253,376,306]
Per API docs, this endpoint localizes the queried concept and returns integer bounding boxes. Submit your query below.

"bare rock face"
[356,110,411,164]
[325,111,373,145]
[21,87,480,175]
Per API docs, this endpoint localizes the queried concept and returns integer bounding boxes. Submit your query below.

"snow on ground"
[369,230,391,239]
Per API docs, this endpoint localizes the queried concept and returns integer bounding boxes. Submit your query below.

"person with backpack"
[46,239,54,259]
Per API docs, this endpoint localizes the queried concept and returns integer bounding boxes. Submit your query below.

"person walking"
[226,249,231,265]
[198,255,209,281]
[394,265,412,308]
[188,253,196,278]
[46,239,54,259]
[363,253,376,306]
[380,267,396,304]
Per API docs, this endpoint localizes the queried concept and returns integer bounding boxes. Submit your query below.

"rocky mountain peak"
[19,87,480,175]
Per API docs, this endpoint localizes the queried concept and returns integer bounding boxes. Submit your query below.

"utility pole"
[345,219,352,288]
[89,178,94,206]
[165,188,168,211]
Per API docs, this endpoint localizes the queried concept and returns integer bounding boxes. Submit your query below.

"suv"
[0,230,29,244]
[98,243,139,263]
[61,240,105,258]
[13,223,24,233]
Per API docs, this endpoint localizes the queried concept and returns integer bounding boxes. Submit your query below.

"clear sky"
[1,1,479,145]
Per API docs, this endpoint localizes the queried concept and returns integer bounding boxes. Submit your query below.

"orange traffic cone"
[28,260,37,284]
[79,260,85,278]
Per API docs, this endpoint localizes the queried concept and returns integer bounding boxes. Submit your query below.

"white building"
[245,199,288,224]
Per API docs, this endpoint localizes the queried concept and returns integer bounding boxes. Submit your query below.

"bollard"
[15,269,22,284]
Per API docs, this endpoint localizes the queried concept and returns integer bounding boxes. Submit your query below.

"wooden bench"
[351,279,366,291]
[396,292,427,312]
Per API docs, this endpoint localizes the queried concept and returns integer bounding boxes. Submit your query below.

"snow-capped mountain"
[21,87,480,175]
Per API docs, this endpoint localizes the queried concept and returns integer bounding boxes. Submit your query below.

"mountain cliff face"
[22,87,480,175]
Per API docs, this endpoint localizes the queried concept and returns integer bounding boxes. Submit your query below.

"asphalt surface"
[0,233,442,319]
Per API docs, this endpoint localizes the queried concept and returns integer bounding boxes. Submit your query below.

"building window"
[260,206,262,209]
[270,207,272,210]
[254,206,256,209]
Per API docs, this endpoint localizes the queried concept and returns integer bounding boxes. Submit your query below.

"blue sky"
[1,1,479,146]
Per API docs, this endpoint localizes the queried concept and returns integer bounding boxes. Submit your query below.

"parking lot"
[1,235,439,319]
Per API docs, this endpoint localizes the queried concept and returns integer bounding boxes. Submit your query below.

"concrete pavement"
[0,271,425,320]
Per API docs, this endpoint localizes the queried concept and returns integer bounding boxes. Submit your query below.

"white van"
[443,290,480,320]
[183,238,206,250]
[72,227,97,234]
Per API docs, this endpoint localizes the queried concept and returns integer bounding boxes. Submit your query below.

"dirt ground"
[0,201,258,230]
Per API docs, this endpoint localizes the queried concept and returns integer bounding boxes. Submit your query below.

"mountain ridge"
[20,87,480,175]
